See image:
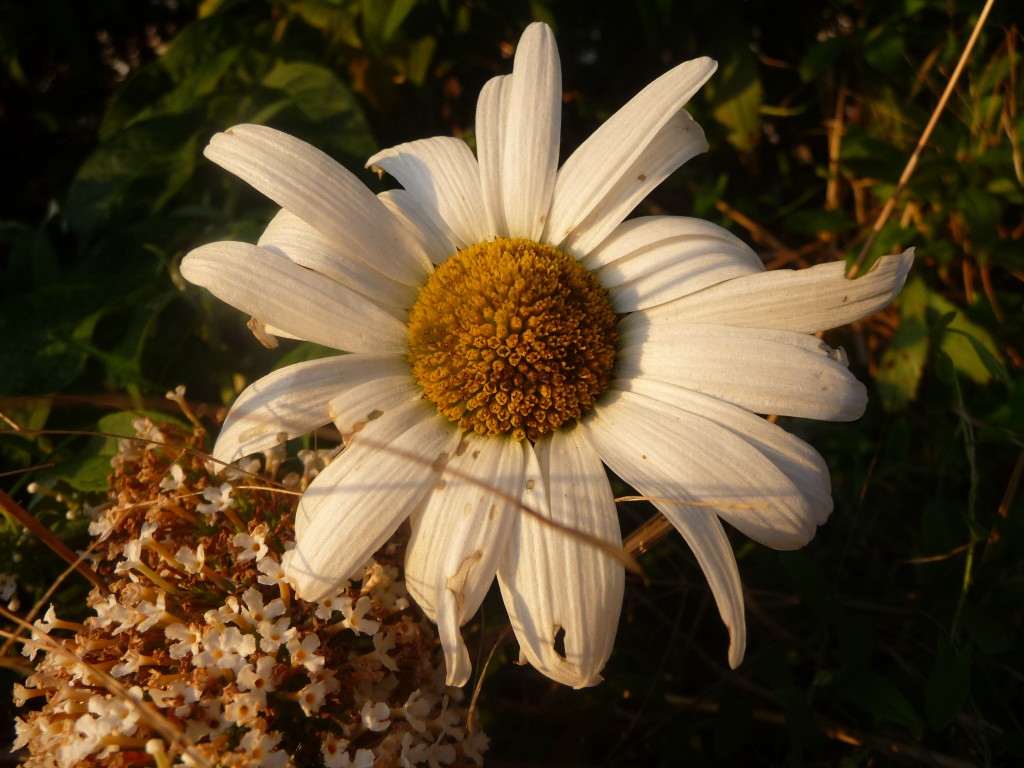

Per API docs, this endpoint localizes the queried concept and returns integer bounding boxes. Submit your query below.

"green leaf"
[799,36,847,82]
[863,26,905,75]
[0,288,104,396]
[834,669,924,735]
[946,328,1011,385]
[262,61,377,159]
[263,60,359,123]
[784,209,856,236]
[100,17,244,138]
[362,0,418,50]
[6,227,59,294]
[66,115,201,237]
[708,48,763,153]
[877,277,929,410]
[962,603,1013,654]
[927,293,1004,386]
[925,639,972,729]
[43,411,181,492]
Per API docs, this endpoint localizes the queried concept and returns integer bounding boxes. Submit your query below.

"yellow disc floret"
[408,238,618,441]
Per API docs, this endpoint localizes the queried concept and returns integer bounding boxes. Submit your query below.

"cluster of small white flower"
[12,417,488,767]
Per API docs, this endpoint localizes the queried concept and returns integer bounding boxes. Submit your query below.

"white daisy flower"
[181,22,913,689]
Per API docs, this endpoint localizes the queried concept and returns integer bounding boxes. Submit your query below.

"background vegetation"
[1,0,1021,765]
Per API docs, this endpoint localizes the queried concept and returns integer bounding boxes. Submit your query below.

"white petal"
[616,321,868,421]
[586,386,821,551]
[475,75,511,237]
[378,189,457,266]
[501,22,561,240]
[288,399,461,602]
[553,110,709,256]
[405,434,523,686]
[543,56,717,253]
[367,137,491,248]
[259,209,418,311]
[586,216,764,311]
[323,359,422,442]
[658,504,747,669]
[582,404,748,669]
[180,241,408,354]
[618,377,832,526]
[204,124,431,285]
[213,356,350,463]
[644,249,916,332]
[497,428,624,688]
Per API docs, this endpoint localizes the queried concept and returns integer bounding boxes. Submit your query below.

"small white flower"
[174,543,206,574]
[194,626,256,672]
[296,678,328,715]
[238,586,286,625]
[135,591,167,632]
[321,735,351,768]
[132,417,166,444]
[185,699,229,742]
[159,462,186,491]
[88,688,143,735]
[165,622,202,659]
[239,728,290,768]
[89,593,138,635]
[286,632,324,674]
[257,615,296,654]
[315,588,351,621]
[360,700,391,732]
[204,594,240,625]
[224,691,263,725]
[237,654,277,702]
[111,648,146,678]
[114,538,145,576]
[425,741,457,766]
[373,630,399,672]
[256,554,289,587]
[232,524,269,563]
[402,690,433,733]
[197,482,234,516]
[342,595,380,637]
[463,730,490,765]
[149,678,200,717]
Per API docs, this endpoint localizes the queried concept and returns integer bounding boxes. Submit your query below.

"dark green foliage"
[1,0,1022,765]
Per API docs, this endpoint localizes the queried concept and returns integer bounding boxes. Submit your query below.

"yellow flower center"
[408,238,618,441]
